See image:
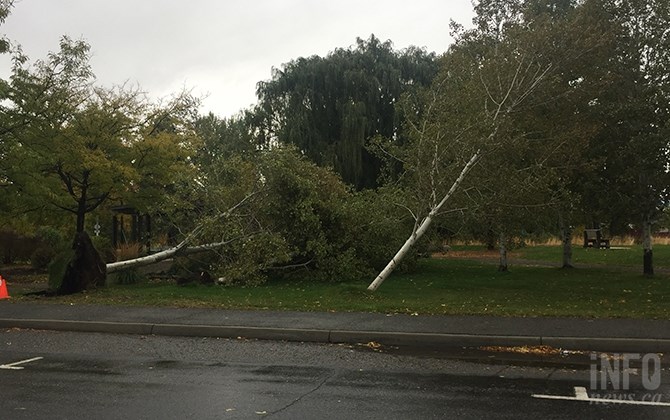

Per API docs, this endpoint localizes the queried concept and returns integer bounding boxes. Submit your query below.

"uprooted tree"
[107,146,415,287]
[0,37,202,293]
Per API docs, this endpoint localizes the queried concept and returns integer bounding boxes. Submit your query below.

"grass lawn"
[514,244,670,269]
[19,257,670,319]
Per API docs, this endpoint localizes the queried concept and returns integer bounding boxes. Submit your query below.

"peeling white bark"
[106,240,230,274]
[366,57,552,292]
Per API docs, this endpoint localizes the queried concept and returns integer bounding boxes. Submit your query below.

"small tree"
[1,37,200,293]
[1,37,200,237]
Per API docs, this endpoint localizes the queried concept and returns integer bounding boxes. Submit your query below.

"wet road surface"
[1,329,669,419]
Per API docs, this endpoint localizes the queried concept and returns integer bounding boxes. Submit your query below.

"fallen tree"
[106,193,256,274]
[367,29,555,291]
[106,239,234,274]
[367,151,481,291]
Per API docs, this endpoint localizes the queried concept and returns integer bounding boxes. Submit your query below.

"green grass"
[25,258,670,319]
[514,244,670,268]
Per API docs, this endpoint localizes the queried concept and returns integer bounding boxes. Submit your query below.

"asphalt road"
[1,329,669,419]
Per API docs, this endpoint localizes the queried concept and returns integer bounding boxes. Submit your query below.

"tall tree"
[194,112,255,168]
[575,0,670,276]
[0,0,14,209]
[0,0,12,54]
[252,35,438,189]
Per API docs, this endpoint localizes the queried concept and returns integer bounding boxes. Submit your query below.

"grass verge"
[514,244,669,269]
[14,258,670,319]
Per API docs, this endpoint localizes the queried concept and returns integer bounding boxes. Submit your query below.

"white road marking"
[0,356,44,370]
[533,386,670,407]
[574,386,589,400]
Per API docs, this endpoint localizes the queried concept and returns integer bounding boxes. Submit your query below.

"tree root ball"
[57,231,106,295]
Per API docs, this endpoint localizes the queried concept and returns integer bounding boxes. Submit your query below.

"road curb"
[1,318,668,352]
[328,330,541,348]
[152,323,330,343]
[541,337,670,353]
[0,318,153,335]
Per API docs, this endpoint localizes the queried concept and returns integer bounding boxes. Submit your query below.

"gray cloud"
[1,0,474,116]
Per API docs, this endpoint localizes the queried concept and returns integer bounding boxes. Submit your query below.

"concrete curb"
[542,337,670,353]
[152,324,330,343]
[328,330,541,348]
[0,319,153,335]
[1,318,669,353]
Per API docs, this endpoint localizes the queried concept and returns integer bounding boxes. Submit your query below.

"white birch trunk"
[106,241,230,274]
[106,194,255,274]
[367,151,480,291]
[366,58,552,292]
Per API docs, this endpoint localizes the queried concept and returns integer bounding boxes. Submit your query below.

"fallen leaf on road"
[366,341,382,350]
[479,345,581,355]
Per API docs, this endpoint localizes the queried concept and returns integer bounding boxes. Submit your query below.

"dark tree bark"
[559,214,574,269]
[486,228,496,251]
[642,218,654,277]
[498,232,508,272]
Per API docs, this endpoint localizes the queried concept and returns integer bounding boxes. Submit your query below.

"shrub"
[171,252,221,285]
[35,226,67,249]
[341,188,420,275]
[29,227,70,269]
[48,249,75,291]
[114,242,141,261]
[193,147,421,285]
[91,235,115,263]
[31,246,56,270]
[109,268,144,285]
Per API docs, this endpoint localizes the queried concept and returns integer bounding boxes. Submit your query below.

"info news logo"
[589,352,663,403]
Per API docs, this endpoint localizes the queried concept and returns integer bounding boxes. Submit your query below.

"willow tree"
[252,35,438,189]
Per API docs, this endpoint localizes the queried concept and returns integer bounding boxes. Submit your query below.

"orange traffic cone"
[0,275,9,299]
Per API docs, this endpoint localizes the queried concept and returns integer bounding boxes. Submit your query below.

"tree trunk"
[642,218,653,277]
[106,240,231,274]
[498,231,508,272]
[559,213,573,269]
[107,193,256,274]
[485,228,496,251]
[76,210,86,233]
[76,194,87,233]
[367,151,480,292]
[57,231,106,295]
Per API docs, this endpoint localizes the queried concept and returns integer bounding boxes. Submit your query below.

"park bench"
[583,229,610,249]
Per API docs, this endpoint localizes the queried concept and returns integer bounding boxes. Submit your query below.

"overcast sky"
[1,0,475,118]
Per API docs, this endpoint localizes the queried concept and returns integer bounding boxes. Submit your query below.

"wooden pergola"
[110,205,151,253]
